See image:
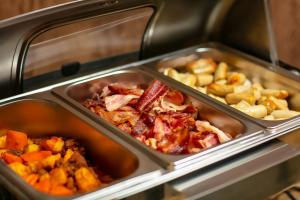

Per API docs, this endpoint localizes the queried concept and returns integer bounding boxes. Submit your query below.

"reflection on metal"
[264,0,279,66]
[0,0,155,98]
[165,139,300,200]
[24,7,153,80]
[219,0,270,61]
[142,0,221,58]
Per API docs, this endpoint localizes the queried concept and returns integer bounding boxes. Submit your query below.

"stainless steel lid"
[0,0,155,98]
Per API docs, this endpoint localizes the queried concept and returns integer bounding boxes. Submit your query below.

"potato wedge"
[227,72,246,85]
[207,83,234,97]
[196,74,213,86]
[214,62,228,81]
[271,110,299,119]
[186,58,217,74]
[226,92,256,105]
[233,104,268,118]
[261,89,289,99]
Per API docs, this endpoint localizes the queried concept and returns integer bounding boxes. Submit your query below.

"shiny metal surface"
[0,93,161,200]
[219,0,270,61]
[165,138,300,200]
[0,48,298,199]
[0,0,155,98]
[53,68,263,169]
[146,43,300,132]
[142,0,221,58]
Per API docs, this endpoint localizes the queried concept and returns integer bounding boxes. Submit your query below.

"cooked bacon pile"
[83,80,232,154]
[0,130,113,196]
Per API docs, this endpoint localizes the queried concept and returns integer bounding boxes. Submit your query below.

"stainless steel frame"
[165,137,300,200]
[0,0,156,98]
[0,43,299,199]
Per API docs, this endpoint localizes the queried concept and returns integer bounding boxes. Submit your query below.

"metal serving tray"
[0,93,161,200]
[53,68,263,170]
[143,43,300,133]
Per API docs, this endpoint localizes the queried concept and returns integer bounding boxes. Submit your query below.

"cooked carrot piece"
[34,173,51,193]
[21,151,52,162]
[49,185,73,196]
[41,137,64,153]
[6,130,28,150]
[24,174,39,186]
[2,152,22,164]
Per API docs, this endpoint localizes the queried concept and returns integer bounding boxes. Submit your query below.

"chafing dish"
[0,93,161,200]
[53,68,263,169]
[142,43,300,133]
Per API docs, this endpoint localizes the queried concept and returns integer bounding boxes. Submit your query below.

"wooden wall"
[2,0,300,70]
[0,0,72,20]
[0,1,152,80]
[269,0,300,69]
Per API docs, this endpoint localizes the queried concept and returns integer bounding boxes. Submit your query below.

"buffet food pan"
[0,98,161,200]
[144,43,300,132]
[53,68,263,169]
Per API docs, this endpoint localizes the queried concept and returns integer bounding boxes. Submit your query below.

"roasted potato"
[232,102,267,118]
[261,89,289,99]
[226,92,256,105]
[75,167,101,192]
[271,110,300,120]
[214,62,228,81]
[186,58,217,74]
[227,72,246,85]
[161,58,299,120]
[196,74,214,86]
[207,83,234,97]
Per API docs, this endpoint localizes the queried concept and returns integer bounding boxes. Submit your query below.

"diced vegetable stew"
[0,130,114,196]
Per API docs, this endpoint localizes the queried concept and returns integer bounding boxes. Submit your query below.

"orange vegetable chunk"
[21,151,52,162]
[49,185,73,196]
[24,174,39,186]
[41,137,64,153]
[50,168,67,185]
[2,152,22,164]
[6,130,28,150]
[75,167,101,192]
[34,173,51,193]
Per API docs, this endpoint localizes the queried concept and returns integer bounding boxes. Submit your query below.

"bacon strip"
[164,90,184,105]
[108,83,144,96]
[104,94,139,111]
[195,121,231,143]
[136,80,169,112]
[83,79,234,155]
